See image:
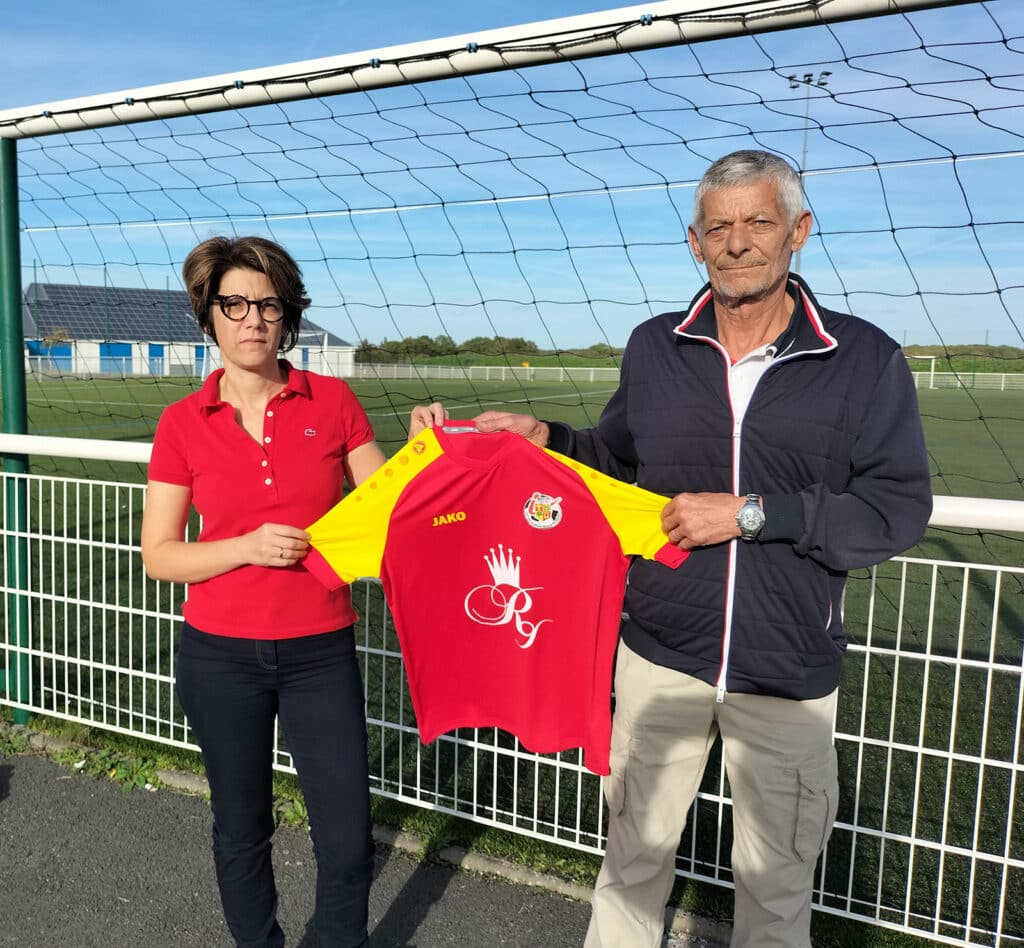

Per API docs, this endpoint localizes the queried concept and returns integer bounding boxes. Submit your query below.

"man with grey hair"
[420,148,932,946]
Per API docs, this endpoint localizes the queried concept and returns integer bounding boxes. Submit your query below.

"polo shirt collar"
[197,360,307,413]
[673,273,837,357]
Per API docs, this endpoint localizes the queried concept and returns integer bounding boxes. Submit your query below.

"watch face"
[738,502,764,534]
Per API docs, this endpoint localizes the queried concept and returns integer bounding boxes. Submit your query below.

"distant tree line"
[355,338,1023,369]
[355,335,620,363]
[904,344,1024,362]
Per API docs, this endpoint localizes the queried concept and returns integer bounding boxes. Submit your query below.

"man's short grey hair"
[692,150,805,232]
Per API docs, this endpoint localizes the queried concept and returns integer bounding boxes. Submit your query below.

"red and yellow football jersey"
[304,424,686,774]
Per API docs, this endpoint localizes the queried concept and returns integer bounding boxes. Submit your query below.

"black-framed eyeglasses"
[212,294,286,323]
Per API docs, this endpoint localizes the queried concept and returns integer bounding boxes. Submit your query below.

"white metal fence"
[23,355,1024,392]
[911,372,1024,391]
[1,440,1023,946]
[354,366,1024,389]
[348,363,623,384]
[352,365,1024,390]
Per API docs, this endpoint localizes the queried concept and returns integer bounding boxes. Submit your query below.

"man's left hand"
[661,492,745,549]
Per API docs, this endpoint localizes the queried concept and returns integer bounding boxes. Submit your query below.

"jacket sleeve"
[545,341,640,483]
[765,348,933,571]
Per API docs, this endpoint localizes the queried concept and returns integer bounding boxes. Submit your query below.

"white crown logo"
[483,544,521,587]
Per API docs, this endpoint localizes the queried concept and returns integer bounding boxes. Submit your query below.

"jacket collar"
[673,273,838,358]
[197,359,307,413]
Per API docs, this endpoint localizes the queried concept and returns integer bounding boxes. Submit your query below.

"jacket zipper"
[713,352,745,704]
[677,279,839,703]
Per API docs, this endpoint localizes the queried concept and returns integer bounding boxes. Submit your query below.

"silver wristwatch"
[736,493,765,542]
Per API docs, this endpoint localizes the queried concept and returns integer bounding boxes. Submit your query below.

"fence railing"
[348,363,623,383]
[353,364,1024,390]
[911,371,1024,391]
[1,437,1022,947]
[19,358,1024,391]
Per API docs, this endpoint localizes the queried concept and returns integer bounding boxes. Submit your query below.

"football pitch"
[20,372,1023,571]
[20,375,619,446]
[20,373,1024,502]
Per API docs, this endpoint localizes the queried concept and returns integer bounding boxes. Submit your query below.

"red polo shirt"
[148,363,374,638]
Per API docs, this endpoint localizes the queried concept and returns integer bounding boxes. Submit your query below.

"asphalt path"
[0,752,727,947]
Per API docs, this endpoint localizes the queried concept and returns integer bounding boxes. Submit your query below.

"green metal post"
[0,138,31,724]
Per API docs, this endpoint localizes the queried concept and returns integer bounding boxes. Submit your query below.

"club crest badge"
[523,491,563,530]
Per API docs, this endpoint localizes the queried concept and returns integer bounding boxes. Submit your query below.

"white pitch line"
[362,388,619,419]
[29,387,620,419]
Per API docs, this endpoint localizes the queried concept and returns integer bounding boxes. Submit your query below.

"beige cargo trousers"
[585,641,839,948]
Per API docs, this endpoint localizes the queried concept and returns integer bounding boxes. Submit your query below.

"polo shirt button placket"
[262,404,276,490]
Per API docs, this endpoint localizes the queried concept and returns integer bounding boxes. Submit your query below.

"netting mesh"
[7,0,1023,509]
[3,6,1024,942]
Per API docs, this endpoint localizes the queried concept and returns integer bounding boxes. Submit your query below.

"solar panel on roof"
[22,283,349,346]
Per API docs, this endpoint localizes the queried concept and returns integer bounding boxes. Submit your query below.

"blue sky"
[1,1,604,110]
[4,1,1022,350]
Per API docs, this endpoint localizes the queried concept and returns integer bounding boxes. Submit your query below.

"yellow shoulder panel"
[306,428,444,583]
[541,448,671,560]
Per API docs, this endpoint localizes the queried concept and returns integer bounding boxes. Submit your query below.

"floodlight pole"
[787,70,830,273]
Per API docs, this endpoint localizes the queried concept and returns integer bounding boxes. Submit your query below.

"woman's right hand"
[142,481,312,582]
[246,523,310,567]
[408,402,448,440]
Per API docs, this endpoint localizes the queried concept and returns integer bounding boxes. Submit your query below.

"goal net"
[2,0,1020,497]
[2,2,1023,942]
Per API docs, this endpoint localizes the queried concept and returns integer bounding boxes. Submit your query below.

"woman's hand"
[245,523,311,567]
[142,480,312,581]
[409,402,448,440]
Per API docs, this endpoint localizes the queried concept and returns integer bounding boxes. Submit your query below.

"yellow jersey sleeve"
[543,448,686,567]
[304,428,444,586]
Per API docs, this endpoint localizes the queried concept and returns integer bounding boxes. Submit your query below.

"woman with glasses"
[141,235,386,948]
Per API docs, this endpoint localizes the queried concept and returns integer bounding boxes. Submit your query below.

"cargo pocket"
[793,747,839,863]
[603,717,634,818]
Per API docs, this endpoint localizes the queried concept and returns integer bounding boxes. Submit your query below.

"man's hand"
[408,402,448,440]
[474,411,550,447]
[661,492,747,549]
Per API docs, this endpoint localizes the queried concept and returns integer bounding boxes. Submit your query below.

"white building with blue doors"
[21,283,356,378]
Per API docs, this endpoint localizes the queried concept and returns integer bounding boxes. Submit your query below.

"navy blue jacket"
[546,275,932,701]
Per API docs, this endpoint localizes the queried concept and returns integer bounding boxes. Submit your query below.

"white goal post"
[906,353,937,389]
[0,0,981,138]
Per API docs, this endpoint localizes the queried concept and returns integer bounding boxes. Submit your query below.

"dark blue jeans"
[176,623,373,948]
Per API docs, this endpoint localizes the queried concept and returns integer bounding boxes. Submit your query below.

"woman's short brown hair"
[182,236,311,352]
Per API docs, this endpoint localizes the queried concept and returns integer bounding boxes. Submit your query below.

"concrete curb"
[4,724,732,946]
[155,766,210,797]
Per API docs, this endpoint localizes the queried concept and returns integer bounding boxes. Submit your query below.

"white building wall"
[25,338,356,378]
